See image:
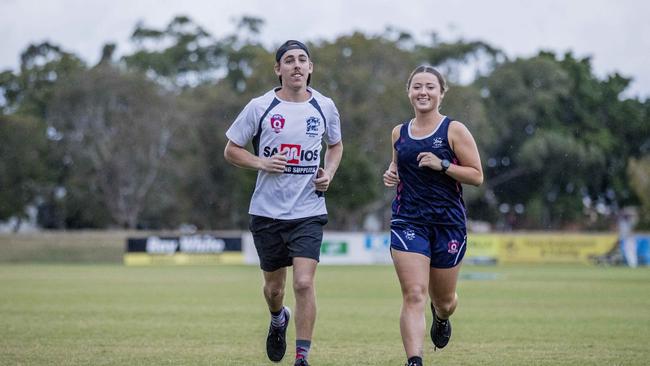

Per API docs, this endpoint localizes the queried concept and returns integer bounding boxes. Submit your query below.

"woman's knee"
[403,284,428,305]
[432,293,457,314]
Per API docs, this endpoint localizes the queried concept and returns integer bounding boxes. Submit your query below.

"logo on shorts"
[270,114,285,133]
[447,239,460,254]
[403,229,416,241]
[305,116,320,137]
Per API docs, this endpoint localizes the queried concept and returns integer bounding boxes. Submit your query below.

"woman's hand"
[417,152,443,171]
[383,161,400,187]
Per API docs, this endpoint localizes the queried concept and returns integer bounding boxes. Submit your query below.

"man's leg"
[263,267,291,362]
[287,215,326,365]
[292,257,318,362]
[263,267,287,312]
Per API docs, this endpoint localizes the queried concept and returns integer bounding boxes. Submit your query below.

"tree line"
[1,15,649,231]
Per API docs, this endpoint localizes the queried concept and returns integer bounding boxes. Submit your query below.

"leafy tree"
[477,54,587,228]
[47,65,183,228]
[517,131,606,227]
[124,15,226,88]
[0,115,48,229]
[0,42,85,117]
[553,52,640,207]
[0,42,86,229]
[477,51,647,229]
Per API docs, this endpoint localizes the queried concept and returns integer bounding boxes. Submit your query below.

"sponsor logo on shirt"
[270,114,285,133]
[263,144,320,174]
[305,116,320,137]
[432,137,444,148]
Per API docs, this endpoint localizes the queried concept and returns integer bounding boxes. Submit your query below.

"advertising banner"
[124,234,243,265]
[243,232,619,265]
[467,233,618,264]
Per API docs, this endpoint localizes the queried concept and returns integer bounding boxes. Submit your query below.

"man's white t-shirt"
[226,87,342,220]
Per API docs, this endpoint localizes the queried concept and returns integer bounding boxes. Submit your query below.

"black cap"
[275,40,310,62]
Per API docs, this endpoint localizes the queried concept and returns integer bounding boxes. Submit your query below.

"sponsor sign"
[124,234,243,265]
[321,240,348,255]
[466,233,617,264]
[242,231,621,266]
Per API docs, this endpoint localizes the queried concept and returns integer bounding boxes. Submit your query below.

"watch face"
[442,159,450,168]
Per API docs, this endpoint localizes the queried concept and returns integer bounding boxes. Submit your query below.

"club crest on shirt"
[403,229,416,241]
[447,239,460,254]
[305,116,320,137]
[270,114,285,133]
[432,137,444,148]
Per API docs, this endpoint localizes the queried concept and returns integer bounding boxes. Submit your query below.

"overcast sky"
[1,0,648,98]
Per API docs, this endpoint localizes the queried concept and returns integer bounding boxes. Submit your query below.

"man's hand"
[260,149,288,173]
[313,167,331,192]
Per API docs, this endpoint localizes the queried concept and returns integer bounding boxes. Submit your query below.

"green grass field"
[1,264,649,365]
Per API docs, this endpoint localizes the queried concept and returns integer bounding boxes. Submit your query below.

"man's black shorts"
[249,214,328,272]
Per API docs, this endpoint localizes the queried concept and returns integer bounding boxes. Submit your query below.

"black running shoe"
[430,303,451,349]
[294,358,310,366]
[266,307,291,362]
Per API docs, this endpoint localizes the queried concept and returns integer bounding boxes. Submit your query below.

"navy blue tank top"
[391,116,466,226]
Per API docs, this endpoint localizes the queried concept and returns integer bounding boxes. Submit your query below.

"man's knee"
[293,277,314,295]
[264,283,285,299]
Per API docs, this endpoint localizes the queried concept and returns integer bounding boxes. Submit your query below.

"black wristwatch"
[440,159,451,172]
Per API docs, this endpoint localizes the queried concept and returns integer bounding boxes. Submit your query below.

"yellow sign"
[466,233,617,264]
[124,252,244,266]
